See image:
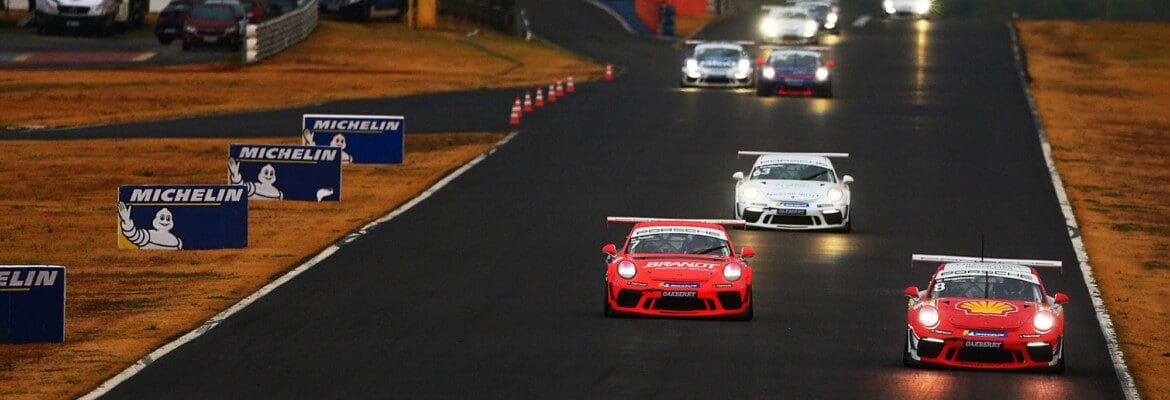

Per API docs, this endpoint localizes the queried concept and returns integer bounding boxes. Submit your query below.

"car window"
[190,5,236,20]
[751,163,836,182]
[769,53,821,68]
[778,11,809,18]
[695,48,741,59]
[627,233,731,256]
[930,276,1044,303]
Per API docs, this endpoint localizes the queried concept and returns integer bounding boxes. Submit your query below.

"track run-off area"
[27,0,1129,398]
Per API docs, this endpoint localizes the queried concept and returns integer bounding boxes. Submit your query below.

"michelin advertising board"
[302,114,405,164]
[117,185,248,250]
[229,144,342,201]
[0,265,65,343]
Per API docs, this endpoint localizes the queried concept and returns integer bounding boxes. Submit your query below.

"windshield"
[696,48,741,59]
[190,5,235,20]
[800,4,830,15]
[627,233,731,256]
[777,11,809,19]
[930,276,1043,303]
[751,163,835,182]
[769,53,821,68]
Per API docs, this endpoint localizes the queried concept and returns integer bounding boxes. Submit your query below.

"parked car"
[156,0,193,45]
[321,0,406,21]
[239,0,268,21]
[34,0,149,35]
[182,3,245,50]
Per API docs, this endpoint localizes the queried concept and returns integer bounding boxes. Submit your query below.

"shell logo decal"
[955,300,1018,316]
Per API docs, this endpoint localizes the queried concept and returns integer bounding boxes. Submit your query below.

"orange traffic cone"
[556,80,565,97]
[513,97,523,116]
[509,100,521,125]
[535,88,545,107]
[547,83,557,102]
[566,76,575,92]
[605,64,613,80]
[523,92,533,112]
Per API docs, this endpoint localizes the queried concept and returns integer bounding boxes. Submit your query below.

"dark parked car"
[156,0,193,45]
[240,0,268,21]
[181,3,245,50]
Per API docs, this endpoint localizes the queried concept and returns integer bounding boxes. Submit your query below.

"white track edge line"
[78,131,520,400]
[1005,22,1139,400]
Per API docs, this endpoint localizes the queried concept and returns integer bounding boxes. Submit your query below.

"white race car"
[680,40,756,88]
[732,151,853,231]
[758,5,820,44]
[882,0,931,18]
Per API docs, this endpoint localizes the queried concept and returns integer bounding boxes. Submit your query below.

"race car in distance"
[602,217,754,320]
[680,40,756,88]
[883,0,931,18]
[904,254,1069,372]
[732,151,852,231]
[756,46,834,97]
[795,0,840,33]
[758,5,820,44]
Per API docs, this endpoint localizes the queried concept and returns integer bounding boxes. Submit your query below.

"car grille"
[743,209,763,223]
[59,6,89,14]
[716,292,742,310]
[823,212,843,225]
[766,215,816,225]
[615,289,642,308]
[703,77,732,84]
[652,297,708,311]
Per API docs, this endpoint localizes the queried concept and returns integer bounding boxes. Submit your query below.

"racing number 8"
[933,282,945,292]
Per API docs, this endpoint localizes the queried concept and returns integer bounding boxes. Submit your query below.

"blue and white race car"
[732,151,853,232]
[680,40,755,88]
[756,46,834,97]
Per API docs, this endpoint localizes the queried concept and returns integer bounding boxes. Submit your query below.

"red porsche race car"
[903,254,1069,372]
[602,217,755,320]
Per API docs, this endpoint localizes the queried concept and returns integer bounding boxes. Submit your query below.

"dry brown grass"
[1018,20,1170,398]
[0,133,504,399]
[0,17,602,129]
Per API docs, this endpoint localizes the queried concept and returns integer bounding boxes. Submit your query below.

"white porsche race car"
[732,151,853,231]
[758,5,821,44]
[680,40,756,88]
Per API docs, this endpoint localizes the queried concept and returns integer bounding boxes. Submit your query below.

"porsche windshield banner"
[229,144,342,202]
[117,185,248,250]
[0,265,65,343]
[301,114,405,164]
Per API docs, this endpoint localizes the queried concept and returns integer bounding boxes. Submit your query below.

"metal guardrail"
[242,0,319,64]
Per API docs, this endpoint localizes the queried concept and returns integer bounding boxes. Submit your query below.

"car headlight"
[915,0,931,14]
[761,66,775,79]
[815,67,829,81]
[740,183,761,201]
[883,0,895,13]
[185,25,198,33]
[685,58,699,71]
[759,18,780,37]
[723,263,742,282]
[827,12,838,23]
[1033,311,1055,333]
[918,305,939,328]
[826,186,844,202]
[737,58,751,72]
[617,260,637,279]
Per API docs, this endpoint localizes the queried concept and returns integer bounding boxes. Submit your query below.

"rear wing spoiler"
[760,4,796,11]
[738,151,848,158]
[607,217,746,227]
[758,45,830,52]
[911,254,1064,270]
[684,40,755,46]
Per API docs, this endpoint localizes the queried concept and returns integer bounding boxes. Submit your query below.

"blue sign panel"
[229,144,342,202]
[0,265,65,343]
[117,185,248,250]
[302,113,405,164]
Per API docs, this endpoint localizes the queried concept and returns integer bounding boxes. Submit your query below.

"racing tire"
[815,85,833,98]
[1043,357,1066,374]
[756,84,773,97]
[902,337,924,368]
[729,301,753,321]
[837,219,851,233]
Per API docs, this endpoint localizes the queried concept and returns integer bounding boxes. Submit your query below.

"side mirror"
[903,286,920,298]
[601,243,617,256]
[732,171,745,181]
[740,247,756,259]
[842,175,853,185]
[1054,293,1069,304]
[826,60,836,68]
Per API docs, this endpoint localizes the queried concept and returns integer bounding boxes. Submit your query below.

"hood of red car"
[630,256,726,282]
[939,298,1036,330]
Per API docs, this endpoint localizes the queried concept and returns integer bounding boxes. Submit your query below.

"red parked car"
[903,254,1069,372]
[602,217,754,320]
[182,3,245,50]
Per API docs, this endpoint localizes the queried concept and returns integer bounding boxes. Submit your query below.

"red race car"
[602,217,754,320]
[903,254,1069,372]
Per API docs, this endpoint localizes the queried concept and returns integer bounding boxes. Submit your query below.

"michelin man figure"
[119,202,183,250]
[302,129,354,163]
[229,159,284,200]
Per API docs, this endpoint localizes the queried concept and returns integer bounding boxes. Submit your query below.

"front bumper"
[36,11,109,28]
[681,68,753,87]
[906,326,1064,369]
[183,30,242,45]
[736,201,847,230]
[606,279,750,317]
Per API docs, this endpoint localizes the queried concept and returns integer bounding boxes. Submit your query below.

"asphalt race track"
[70,1,1130,398]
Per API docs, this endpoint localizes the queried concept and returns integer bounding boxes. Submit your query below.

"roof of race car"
[753,154,834,168]
[935,262,1040,284]
[628,222,729,240]
[766,6,808,15]
[694,42,746,51]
